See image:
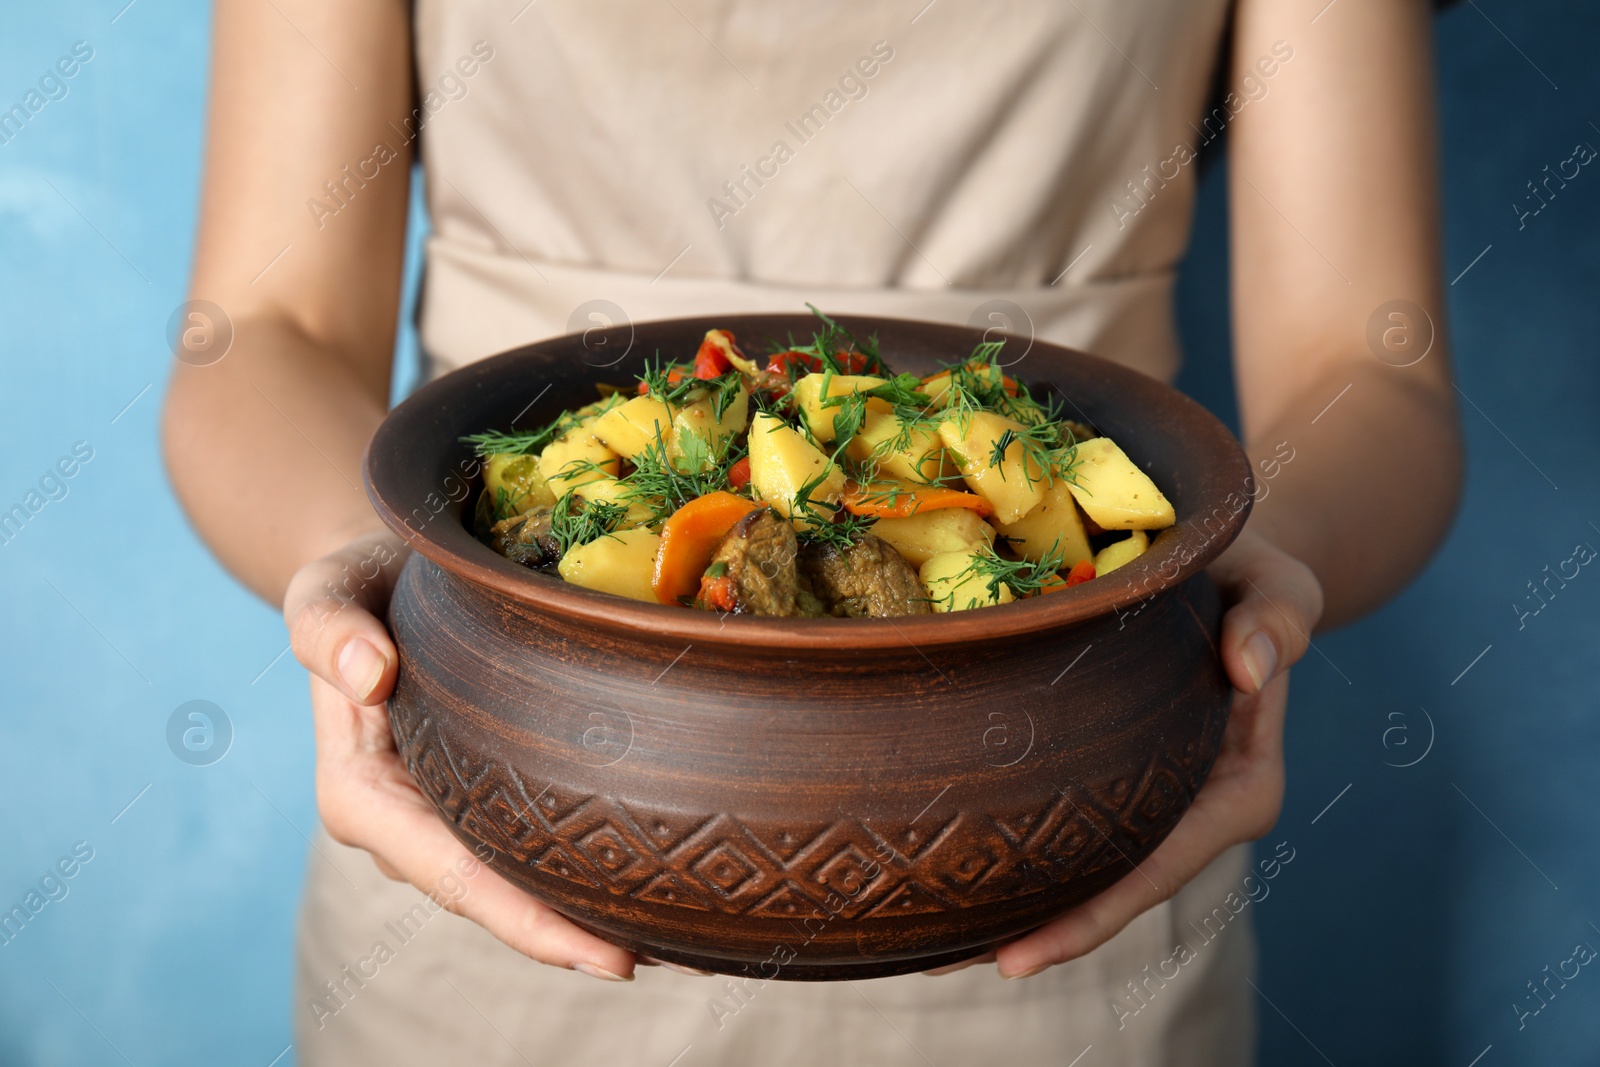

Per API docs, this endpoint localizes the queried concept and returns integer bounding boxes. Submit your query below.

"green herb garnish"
[549,491,629,554]
[950,542,1067,603]
[617,430,738,524]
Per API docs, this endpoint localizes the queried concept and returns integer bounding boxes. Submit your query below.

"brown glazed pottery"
[363,313,1253,981]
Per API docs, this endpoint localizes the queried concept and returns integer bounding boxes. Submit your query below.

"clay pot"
[364,314,1252,980]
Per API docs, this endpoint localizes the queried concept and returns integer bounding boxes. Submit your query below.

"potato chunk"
[538,426,620,497]
[791,373,890,443]
[1064,437,1175,530]
[937,412,1046,525]
[589,395,676,460]
[748,413,845,526]
[1094,529,1150,575]
[845,411,953,484]
[995,479,1093,567]
[557,527,662,602]
[871,509,995,567]
[573,477,658,528]
[668,384,749,467]
[919,362,1007,409]
[920,550,1014,612]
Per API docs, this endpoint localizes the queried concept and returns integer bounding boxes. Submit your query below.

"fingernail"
[574,962,631,982]
[923,962,975,977]
[640,955,713,976]
[1000,963,1048,981]
[1241,631,1277,693]
[337,638,386,701]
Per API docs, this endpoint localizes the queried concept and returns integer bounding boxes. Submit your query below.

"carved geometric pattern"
[390,689,1228,921]
[692,840,764,900]
[747,881,830,919]
[633,871,714,911]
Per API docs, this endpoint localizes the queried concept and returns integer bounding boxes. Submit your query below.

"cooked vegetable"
[842,482,993,520]
[557,527,662,602]
[937,411,1047,525]
[668,382,749,466]
[537,424,619,497]
[870,508,996,567]
[920,363,1018,406]
[844,411,952,485]
[994,479,1093,567]
[1064,438,1175,530]
[589,395,676,460]
[570,476,659,528]
[1094,529,1151,575]
[653,492,760,605]
[748,412,845,526]
[464,306,1177,616]
[791,373,892,442]
[482,453,557,520]
[921,550,1015,612]
[698,328,756,376]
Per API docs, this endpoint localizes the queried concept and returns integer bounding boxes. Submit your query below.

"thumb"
[284,530,410,705]
[1209,530,1324,695]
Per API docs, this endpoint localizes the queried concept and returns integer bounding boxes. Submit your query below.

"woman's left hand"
[935,527,1324,979]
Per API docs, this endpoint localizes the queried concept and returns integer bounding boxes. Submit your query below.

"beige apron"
[299,1,1256,1062]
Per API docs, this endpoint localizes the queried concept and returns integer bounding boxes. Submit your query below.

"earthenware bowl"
[363,313,1252,980]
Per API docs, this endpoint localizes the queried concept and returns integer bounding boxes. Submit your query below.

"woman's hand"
[283,530,641,982]
[940,528,1324,980]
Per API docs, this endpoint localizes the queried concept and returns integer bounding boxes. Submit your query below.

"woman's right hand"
[282,530,640,982]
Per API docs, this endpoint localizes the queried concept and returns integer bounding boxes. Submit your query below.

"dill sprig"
[618,430,736,523]
[850,372,934,408]
[636,353,697,406]
[795,509,879,550]
[810,371,872,458]
[549,491,629,555]
[951,542,1067,602]
[931,342,1083,487]
[785,304,888,376]
[1005,416,1083,487]
[708,371,745,420]
[845,478,918,510]
[461,409,584,457]
[790,464,876,548]
[806,369,942,479]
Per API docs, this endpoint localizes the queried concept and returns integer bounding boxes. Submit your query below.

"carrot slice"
[841,483,994,519]
[1063,559,1096,587]
[727,456,752,490]
[652,492,760,605]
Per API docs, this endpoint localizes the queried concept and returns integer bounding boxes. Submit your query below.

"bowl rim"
[364,312,1253,651]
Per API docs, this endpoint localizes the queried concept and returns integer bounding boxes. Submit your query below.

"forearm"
[162,314,393,606]
[1240,358,1462,630]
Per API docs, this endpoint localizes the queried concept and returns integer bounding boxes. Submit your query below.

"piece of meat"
[706,508,803,615]
[798,534,931,618]
[488,506,561,568]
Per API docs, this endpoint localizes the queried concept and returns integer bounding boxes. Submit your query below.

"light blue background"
[0,2,1595,1064]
